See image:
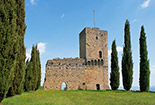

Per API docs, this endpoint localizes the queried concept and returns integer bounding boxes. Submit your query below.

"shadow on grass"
[65,89,155,94]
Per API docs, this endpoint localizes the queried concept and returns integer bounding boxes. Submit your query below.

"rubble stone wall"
[44,58,109,90]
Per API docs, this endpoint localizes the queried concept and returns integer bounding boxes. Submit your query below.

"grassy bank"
[1,90,155,105]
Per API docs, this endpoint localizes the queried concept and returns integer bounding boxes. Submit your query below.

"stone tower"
[80,27,108,66]
[44,27,109,90]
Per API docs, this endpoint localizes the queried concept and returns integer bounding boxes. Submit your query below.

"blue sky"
[25,0,155,88]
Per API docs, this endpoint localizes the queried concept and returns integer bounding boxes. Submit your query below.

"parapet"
[46,57,85,67]
[80,27,107,35]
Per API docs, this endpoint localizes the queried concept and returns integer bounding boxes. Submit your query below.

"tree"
[122,20,133,91]
[35,47,41,90]
[30,45,37,91]
[7,0,26,96]
[24,45,41,91]
[0,0,18,102]
[110,40,119,90]
[139,26,150,92]
[24,59,33,92]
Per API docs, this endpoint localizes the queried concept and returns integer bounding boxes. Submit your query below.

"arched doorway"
[61,82,67,91]
[96,84,100,90]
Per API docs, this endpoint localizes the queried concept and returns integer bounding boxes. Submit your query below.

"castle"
[44,27,109,90]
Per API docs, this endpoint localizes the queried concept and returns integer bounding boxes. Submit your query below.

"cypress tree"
[110,40,119,90]
[7,0,26,96]
[24,45,41,92]
[24,60,33,92]
[122,20,133,91]
[139,26,150,92]
[0,0,18,102]
[35,46,41,90]
[30,45,37,91]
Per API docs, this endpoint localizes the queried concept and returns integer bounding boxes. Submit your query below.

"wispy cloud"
[26,42,47,60]
[152,65,155,68]
[30,0,35,5]
[150,65,155,86]
[140,0,151,8]
[26,49,31,61]
[61,13,65,18]
[131,19,136,23]
[108,46,123,56]
[38,42,47,55]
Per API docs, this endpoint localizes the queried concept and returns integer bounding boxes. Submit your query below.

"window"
[101,59,104,65]
[99,51,102,58]
[94,60,97,65]
[96,37,98,40]
[87,61,91,65]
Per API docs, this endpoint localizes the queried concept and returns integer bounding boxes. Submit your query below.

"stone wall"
[44,58,109,90]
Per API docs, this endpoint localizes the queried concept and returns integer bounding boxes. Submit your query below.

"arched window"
[101,59,104,65]
[98,59,101,65]
[91,60,94,65]
[87,61,91,65]
[99,51,102,58]
[94,60,97,65]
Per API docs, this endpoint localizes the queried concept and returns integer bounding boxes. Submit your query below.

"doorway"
[96,84,100,90]
[61,82,67,91]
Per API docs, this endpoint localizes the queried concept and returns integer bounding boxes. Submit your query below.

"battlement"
[46,58,85,67]
[46,58,106,69]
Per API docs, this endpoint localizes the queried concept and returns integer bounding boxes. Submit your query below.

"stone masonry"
[44,27,109,90]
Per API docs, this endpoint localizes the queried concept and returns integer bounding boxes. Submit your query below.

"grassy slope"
[1,89,155,105]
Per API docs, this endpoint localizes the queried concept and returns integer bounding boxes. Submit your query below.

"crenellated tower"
[79,27,108,66]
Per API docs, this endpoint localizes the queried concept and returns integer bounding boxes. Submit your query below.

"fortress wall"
[44,58,109,90]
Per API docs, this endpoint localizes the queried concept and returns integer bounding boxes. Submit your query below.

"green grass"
[1,89,155,105]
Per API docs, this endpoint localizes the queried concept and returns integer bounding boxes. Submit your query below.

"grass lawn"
[1,89,155,105]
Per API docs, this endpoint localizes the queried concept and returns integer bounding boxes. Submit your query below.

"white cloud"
[37,42,47,55]
[61,13,65,18]
[131,19,136,23]
[150,65,155,86]
[140,0,151,8]
[117,46,123,53]
[108,50,112,56]
[152,65,155,68]
[26,42,46,60]
[26,53,31,60]
[26,49,31,61]
[108,46,123,56]
[30,0,35,5]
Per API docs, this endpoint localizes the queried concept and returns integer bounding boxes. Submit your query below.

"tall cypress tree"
[30,45,37,91]
[139,26,150,92]
[7,0,26,96]
[35,46,41,90]
[24,59,33,92]
[24,45,41,91]
[110,40,119,90]
[0,0,18,102]
[122,20,133,91]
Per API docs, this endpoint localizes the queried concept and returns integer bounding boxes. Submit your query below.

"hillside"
[1,89,155,105]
